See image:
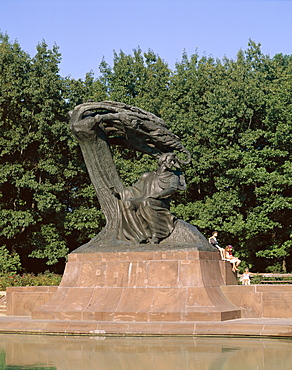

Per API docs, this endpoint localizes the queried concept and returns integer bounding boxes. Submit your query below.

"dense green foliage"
[0,33,291,274]
[0,34,104,273]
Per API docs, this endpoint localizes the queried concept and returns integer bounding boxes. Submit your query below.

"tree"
[0,35,106,272]
[0,34,291,273]
[165,41,292,272]
[0,35,67,270]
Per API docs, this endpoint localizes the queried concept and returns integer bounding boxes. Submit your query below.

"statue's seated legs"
[121,199,149,243]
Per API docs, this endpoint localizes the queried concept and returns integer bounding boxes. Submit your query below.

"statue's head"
[158,153,180,169]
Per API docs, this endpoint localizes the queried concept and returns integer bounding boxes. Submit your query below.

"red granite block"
[201,260,224,287]
[54,310,83,321]
[256,285,292,293]
[221,285,256,293]
[59,262,82,287]
[67,253,77,262]
[179,260,203,287]
[124,322,163,334]
[6,287,57,316]
[41,287,69,306]
[153,322,196,335]
[221,285,292,318]
[153,251,188,260]
[66,322,101,334]
[84,288,122,313]
[32,306,57,320]
[84,311,122,321]
[210,251,221,260]
[262,292,292,318]
[221,286,263,318]
[71,253,101,262]
[101,251,153,262]
[94,322,128,333]
[57,287,94,312]
[147,260,179,287]
[113,311,149,322]
[219,261,238,285]
[186,287,212,307]
[196,251,211,260]
[104,261,131,287]
[116,288,154,313]
[124,251,154,261]
[149,288,187,313]
[78,262,96,287]
[6,286,56,293]
[183,311,223,321]
[78,262,107,287]
[31,288,70,319]
[204,286,238,308]
[148,312,183,321]
[185,251,201,260]
[127,261,149,287]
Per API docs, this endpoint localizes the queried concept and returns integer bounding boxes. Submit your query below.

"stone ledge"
[221,285,292,318]
[0,316,291,337]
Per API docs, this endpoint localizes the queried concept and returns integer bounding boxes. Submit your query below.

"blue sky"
[1,0,291,79]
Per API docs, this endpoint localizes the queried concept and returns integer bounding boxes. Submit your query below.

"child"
[225,245,241,272]
[240,268,251,285]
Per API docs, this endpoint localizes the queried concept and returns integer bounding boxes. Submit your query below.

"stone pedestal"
[32,250,240,322]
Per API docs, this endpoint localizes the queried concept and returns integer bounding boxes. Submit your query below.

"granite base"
[29,250,240,322]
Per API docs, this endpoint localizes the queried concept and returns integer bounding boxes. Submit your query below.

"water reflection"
[0,334,291,370]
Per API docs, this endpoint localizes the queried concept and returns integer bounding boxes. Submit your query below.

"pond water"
[0,334,291,370]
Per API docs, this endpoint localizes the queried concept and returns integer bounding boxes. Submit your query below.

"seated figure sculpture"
[116,153,186,244]
[69,101,214,252]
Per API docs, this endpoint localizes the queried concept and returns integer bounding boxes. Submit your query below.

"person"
[225,245,241,272]
[240,268,251,285]
[115,153,187,244]
[208,231,225,260]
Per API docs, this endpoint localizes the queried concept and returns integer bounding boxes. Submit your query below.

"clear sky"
[1,0,291,79]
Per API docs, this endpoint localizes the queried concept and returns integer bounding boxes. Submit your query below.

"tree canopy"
[0,34,291,273]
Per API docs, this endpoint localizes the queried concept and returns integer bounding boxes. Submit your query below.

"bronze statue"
[69,101,212,252]
[116,152,186,244]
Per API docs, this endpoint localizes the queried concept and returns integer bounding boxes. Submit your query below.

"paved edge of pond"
[0,317,291,337]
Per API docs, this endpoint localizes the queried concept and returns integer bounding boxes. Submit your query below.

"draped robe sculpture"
[117,153,186,244]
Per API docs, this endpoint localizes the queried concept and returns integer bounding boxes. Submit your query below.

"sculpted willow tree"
[69,101,212,252]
